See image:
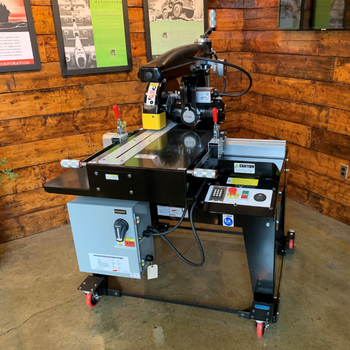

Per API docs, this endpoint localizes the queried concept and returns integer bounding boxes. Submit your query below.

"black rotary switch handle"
[114,219,129,242]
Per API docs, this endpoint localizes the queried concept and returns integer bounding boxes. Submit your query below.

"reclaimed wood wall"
[236,0,350,225]
[2,0,348,243]
[0,0,243,243]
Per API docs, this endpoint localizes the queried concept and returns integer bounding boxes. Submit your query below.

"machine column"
[241,216,276,303]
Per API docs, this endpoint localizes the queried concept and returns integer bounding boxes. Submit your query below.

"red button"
[228,187,237,195]
[241,195,248,199]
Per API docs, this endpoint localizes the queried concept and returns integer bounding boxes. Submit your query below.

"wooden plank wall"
[0,0,244,243]
[235,0,350,225]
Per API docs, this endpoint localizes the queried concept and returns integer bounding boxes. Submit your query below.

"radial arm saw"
[44,11,295,338]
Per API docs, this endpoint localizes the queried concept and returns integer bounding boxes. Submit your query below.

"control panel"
[204,185,273,208]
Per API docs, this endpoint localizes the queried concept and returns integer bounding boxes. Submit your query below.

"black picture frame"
[143,0,208,62]
[0,0,41,73]
[51,0,132,76]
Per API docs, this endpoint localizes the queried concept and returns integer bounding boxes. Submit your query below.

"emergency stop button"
[228,187,237,195]
[227,187,239,199]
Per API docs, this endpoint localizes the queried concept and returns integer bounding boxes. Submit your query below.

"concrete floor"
[0,199,350,350]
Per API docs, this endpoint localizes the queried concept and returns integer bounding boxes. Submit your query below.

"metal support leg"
[241,216,276,304]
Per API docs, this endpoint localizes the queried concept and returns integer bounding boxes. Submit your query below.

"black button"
[254,193,267,202]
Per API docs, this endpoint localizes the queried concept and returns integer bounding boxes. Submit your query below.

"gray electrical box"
[67,197,154,279]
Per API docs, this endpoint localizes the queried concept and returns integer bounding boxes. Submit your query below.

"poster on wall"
[52,0,132,76]
[143,0,208,61]
[313,0,347,29]
[0,0,41,72]
[279,0,302,29]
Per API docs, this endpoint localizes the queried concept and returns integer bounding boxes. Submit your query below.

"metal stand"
[78,184,295,338]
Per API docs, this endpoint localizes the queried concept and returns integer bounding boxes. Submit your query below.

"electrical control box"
[68,197,154,279]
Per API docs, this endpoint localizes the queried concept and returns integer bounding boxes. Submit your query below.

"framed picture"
[313,0,347,29]
[279,0,303,29]
[143,0,208,61]
[51,0,132,76]
[0,0,41,72]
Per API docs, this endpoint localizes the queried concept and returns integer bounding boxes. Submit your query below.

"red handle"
[113,105,120,119]
[212,108,218,123]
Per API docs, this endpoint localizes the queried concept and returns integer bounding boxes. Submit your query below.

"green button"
[242,190,249,195]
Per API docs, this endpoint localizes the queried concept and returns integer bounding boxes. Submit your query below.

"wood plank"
[31,0,51,5]
[0,73,15,94]
[216,9,243,31]
[250,53,334,82]
[0,86,88,120]
[241,112,311,147]
[208,0,244,8]
[286,183,309,204]
[0,205,69,244]
[211,71,242,93]
[233,128,268,139]
[108,80,148,104]
[248,73,315,104]
[287,183,350,226]
[128,8,145,32]
[244,8,279,31]
[225,127,241,138]
[242,93,329,129]
[36,36,48,63]
[318,31,350,57]
[225,96,242,113]
[131,33,147,57]
[215,51,242,66]
[288,163,350,209]
[221,110,241,130]
[128,0,143,6]
[334,58,350,84]
[243,31,319,55]
[328,108,350,136]
[288,143,350,183]
[311,128,350,161]
[241,52,254,73]
[0,188,71,220]
[32,6,55,35]
[315,82,350,111]
[43,35,59,62]
[244,0,279,8]
[211,31,243,52]
[0,134,91,170]
[0,164,46,197]
[0,104,142,146]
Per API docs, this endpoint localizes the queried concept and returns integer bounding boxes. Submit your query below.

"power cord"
[143,200,205,267]
[160,200,205,267]
[192,56,252,97]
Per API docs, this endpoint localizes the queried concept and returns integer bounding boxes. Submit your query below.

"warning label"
[234,163,255,174]
[115,238,136,248]
[89,253,130,274]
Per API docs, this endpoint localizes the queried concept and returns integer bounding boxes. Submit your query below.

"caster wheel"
[85,292,100,308]
[256,322,265,338]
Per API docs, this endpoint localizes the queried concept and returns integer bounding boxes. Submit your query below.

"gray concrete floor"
[0,199,350,350]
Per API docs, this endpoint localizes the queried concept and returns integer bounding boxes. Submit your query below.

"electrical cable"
[222,76,226,94]
[160,200,205,267]
[145,204,188,237]
[192,56,252,97]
